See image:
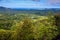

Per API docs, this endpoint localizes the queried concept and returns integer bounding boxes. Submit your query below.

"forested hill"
[0,6,60,15]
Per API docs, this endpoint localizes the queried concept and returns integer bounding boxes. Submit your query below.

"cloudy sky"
[0,0,60,8]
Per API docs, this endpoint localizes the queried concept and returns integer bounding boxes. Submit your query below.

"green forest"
[0,11,60,40]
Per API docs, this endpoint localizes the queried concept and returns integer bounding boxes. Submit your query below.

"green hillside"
[0,11,60,40]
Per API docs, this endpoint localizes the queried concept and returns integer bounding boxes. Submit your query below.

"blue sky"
[0,0,60,8]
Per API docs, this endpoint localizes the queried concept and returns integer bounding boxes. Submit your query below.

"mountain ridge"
[0,6,60,15]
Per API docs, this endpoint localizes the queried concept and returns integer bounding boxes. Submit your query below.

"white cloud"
[48,0,60,5]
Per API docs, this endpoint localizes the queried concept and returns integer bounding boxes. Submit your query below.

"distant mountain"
[0,6,40,11]
[0,6,11,11]
[0,6,60,15]
[0,6,60,11]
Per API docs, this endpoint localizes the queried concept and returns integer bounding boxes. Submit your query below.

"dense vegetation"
[0,11,60,40]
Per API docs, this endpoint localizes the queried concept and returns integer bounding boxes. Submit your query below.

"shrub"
[54,14,60,28]
[54,14,60,40]
[0,30,12,40]
[33,15,58,40]
[0,16,58,40]
[14,18,35,40]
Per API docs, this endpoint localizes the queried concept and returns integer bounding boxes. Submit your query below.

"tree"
[14,18,35,40]
[33,12,58,40]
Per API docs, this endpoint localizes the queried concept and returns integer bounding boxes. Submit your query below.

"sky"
[0,0,60,9]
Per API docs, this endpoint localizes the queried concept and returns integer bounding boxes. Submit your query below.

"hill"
[0,6,60,15]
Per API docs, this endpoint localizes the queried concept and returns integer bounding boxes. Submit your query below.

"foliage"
[54,14,60,29]
[0,20,14,30]
[0,13,59,40]
[14,18,35,40]
[0,30,12,40]
[33,17,58,40]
